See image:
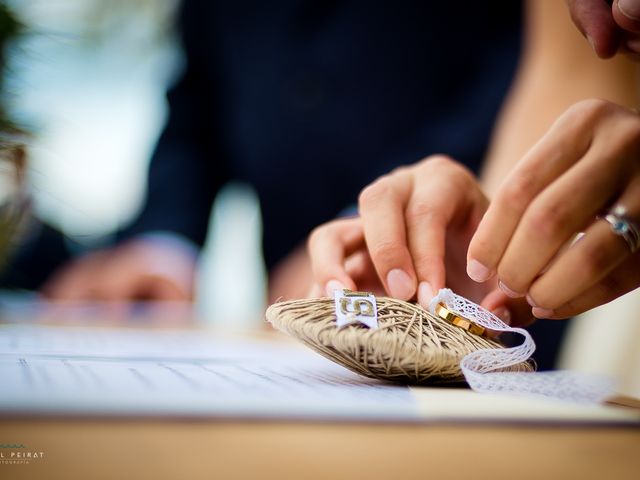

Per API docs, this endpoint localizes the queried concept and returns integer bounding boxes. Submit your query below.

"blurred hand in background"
[41,235,197,302]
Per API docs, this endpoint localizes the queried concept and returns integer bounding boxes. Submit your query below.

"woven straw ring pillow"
[266,296,533,385]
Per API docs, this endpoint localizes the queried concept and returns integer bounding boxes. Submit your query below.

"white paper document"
[1,325,638,423]
[0,324,284,360]
[0,325,419,421]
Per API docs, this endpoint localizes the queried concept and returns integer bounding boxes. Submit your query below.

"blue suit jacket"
[125,0,523,269]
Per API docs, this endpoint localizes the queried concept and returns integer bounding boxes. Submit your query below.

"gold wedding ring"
[435,303,486,337]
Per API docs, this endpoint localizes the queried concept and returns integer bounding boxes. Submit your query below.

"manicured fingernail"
[498,280,523,298]
[569,232,585,248]
[625,37,640,53]
[526,294,537,308]
[307,283,323,298]
[324,279,345,296]
[491,307,511,325]
[619,0,640,20]
[586,34,596,53]
[467,259,491,282]
[386,269,415,300]
[417,281,434,309]
[532,307,554,319]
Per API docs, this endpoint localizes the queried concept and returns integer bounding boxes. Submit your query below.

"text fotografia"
[0,444,45,465]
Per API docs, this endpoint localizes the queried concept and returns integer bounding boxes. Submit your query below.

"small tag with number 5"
[333,289,378,329]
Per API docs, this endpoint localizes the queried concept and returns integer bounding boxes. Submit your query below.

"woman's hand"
[308,155,533,325]
[467,99,640,319]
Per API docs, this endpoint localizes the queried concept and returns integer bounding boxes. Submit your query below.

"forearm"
[481,0,639,197]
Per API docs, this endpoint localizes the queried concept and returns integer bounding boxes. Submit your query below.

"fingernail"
[625,37,640,54]
[525,294,537,308]
[307,283,323,298]
[324,279,345,296]
[569,232,585,248]
[491,306,511,325]
[619,0,640,20]
[532,307,554,319]
[467,259,491,282]
[586,34,596,53]
[386,269,415,300]
[417,281,434,309]
[498,280,524,298]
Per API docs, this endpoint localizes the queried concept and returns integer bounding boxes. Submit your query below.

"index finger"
[359,171,417,301]
[467,100,599,283]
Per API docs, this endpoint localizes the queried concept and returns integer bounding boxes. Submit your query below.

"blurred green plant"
[0,1,22,133]
[0,143,27,269]
[0,2,26,270]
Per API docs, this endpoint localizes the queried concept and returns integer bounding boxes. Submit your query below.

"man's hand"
[41,235,198,302]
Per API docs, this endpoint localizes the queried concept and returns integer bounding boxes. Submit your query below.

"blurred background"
[0,1,637,398]
[1,0,266,326]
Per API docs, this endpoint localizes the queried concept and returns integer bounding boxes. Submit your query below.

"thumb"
[614,0,640,34]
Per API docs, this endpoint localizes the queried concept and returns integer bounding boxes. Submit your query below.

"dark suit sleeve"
[122,2,228,247]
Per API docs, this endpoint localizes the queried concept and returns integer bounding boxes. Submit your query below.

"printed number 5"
[339,298,374,317]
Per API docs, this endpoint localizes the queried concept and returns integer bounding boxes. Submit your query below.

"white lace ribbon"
[429,289,615,404]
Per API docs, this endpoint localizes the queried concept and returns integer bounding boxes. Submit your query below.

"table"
[0,302,638,479]
[2,418,639,480]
